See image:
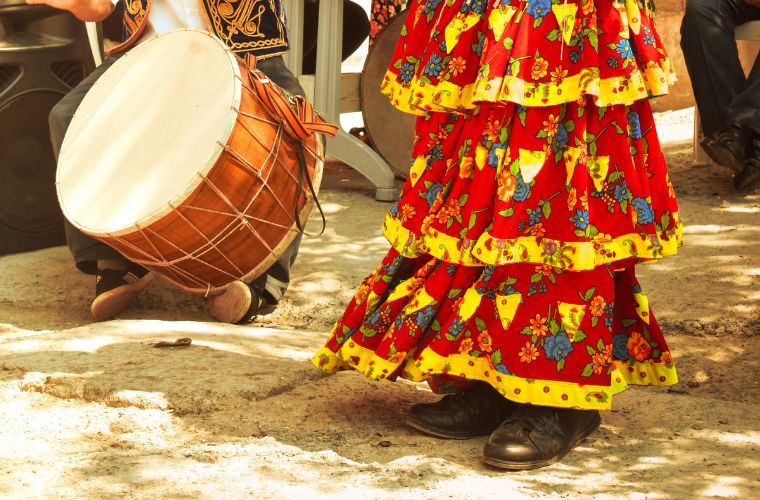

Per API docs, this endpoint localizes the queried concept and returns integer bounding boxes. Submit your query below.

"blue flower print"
[614,181,631,203]
[482,265,495,282]
[632,197,653,224]
[569,50,580,63]
[572,208,589,229]
[423,0,443,14]
[425,182,442,208]
[607,56,618,69]
[449,318,465,336]
[488,143,504,168]
[553,123,569,152]
[461,0,487,14]
[495,363,511,375]
[399,62,415,84]
[526,0,551,18]
[424,53,444,77]
[529,209,542,225]
[544,332,573,361]
[389,201,399,217]
[612,333,630,361]
[632,283,642,294]
[514,173,531,202]
[430,145,444,162]
[643,26,655,46]
[415,306,436,329]
[627,111,642,140]
[615,39,633,59]
[475,32,486,56]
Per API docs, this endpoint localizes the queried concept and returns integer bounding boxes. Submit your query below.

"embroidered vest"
[110,0,289,59]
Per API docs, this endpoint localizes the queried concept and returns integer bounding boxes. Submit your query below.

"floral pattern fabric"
[313,0,680,410]
[370,0,409,43]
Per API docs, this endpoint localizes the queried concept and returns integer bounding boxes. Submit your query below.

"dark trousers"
[49,55,305,303]
[681,0,760,138]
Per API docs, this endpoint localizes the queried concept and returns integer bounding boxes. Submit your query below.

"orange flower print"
[477,330,493,353]
[542,114,559,138]
[580,193,589,210]
[535,264,553,276]
[421,214,436,235]
[435,198,461,225]
[484,118,503,143]
[550,65,568,84]
[661,351,674,366]
[355,282,371,305]
[400,203,416,223]
[567,187,577,211]
[529,314,550,336]
[497,169,517,202]
[388,351,405,364]
[581,0,594,15]
[448,56,467,77]
[591,351,607,375]
[531,56,549,80]
[459,337,474,354]
[627,331,652,362]
[519,341,540,363]
[460,156,474,179]
[590,296,606,317]
[530,223,546,238]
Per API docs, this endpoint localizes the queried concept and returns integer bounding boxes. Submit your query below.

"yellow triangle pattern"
[563,147,582,186]
[551,3,578,46]
[633,291,650,324]
[475,143,489,171]
[625,0,642,35]
[489,6,517,41]
[519,149,547,182]
[496,293,522,330]
[457,287,482,322]
[588,156,610,191]
[401,287,437,316]
[444,13,481,53]
[409,155,429,187]
[557,302,587,339]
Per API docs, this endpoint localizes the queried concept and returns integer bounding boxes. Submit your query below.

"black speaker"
[0,1,95,254]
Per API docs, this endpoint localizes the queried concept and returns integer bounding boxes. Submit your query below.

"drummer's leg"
[252,55,307,303]
[49,53,154,321]
[208,56,310,324]
[49,54,128,275]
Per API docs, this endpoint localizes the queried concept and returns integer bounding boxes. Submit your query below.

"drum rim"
[56,28,243,237]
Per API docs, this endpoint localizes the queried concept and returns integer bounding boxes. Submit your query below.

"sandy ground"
[0,108,758,498]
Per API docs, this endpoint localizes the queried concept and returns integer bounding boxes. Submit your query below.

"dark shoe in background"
[701,122,748,174]
[482,405,601,470]
[90,264,154,321]
[735,156,760,193]
[406,383,517,439]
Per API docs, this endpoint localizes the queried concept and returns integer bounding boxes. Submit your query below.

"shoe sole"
[735,167,760,193]
[482,411,602,470]
[702,142,744,173]
[90,273,155,322]
[207,281,252,324]
[405,416,493,440]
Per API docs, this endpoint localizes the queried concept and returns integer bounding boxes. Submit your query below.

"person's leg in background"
[680,0,760,191]
[49,53,154,322]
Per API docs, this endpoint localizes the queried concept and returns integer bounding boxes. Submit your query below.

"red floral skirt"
[312,0,680,410]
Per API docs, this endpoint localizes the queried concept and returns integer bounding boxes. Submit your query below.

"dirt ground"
[0,108,758,498]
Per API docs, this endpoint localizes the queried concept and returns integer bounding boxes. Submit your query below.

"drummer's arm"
[24,0,117,21]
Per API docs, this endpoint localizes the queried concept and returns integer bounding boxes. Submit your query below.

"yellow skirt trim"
[382,214,684,269]
[381,61,676,115]
[313,343,676,411]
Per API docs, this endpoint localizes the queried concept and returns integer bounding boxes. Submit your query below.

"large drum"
[57,29,334,294]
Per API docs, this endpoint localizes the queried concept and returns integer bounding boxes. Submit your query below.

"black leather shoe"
[701,123,748,173]
[406,384,517,439]
[482,405,601,470]
[735,156,760,193]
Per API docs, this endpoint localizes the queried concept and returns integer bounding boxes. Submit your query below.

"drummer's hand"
[25,0,116,21]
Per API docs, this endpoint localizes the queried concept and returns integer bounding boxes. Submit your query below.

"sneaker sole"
[207,281,252,324]
[90,273,155,322]
[482,411,601,470]
[405,416,492,440]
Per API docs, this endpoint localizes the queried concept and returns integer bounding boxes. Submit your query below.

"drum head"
[361,12,416,178]
[57,29,241,235]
